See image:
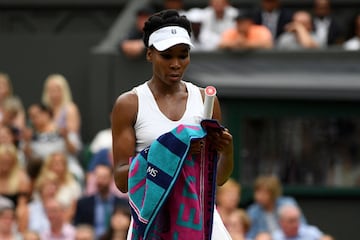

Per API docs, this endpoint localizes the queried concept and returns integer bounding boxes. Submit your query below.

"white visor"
[148,26,193,51]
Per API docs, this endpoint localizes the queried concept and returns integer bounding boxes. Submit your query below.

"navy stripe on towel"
[157,132,187,158]
[146,162,173,190]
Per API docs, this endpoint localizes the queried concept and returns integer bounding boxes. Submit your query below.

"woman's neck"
[148,79,184,96]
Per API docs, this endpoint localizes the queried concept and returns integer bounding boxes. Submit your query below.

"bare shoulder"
[112,90,138,125]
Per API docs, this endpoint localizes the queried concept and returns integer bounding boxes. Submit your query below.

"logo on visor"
[171,29,177,34]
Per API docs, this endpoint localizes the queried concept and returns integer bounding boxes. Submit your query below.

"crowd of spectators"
[119,0,360,58]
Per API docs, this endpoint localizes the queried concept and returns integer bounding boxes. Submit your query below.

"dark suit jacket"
[73,194,129,226]
[253,8,293,39]
[313,16,343,45]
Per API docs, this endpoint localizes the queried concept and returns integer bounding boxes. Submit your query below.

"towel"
[128,119,222,240]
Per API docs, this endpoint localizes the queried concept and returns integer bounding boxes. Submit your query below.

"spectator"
[41,198,76,240]
[0,196,23,240]
[40,152,82,223]
[22,103,84,182]
[216,178,242,228]
[0,125,26,165]
[343,12,360,50]
[253,0,293,40]
[227,208,251,240]
[185,8,206,51]
[272,204,323,240]
[1,96,25,137]
[99,204,131,240]
[277,11,321,50]
[198,0,238,51]
[75,225,95,240]
[120,6,155,59]
[42,74,81,134]
[246,175,307,239]
[218,10,273,50]
[0,73,26,131]
[85,148,128,199]
[312,0,343,46]
[26,171,60,233]
[74,164,129,238]
[0,143,31,207]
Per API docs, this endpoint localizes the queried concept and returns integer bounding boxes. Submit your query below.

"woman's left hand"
[206,128,233,155]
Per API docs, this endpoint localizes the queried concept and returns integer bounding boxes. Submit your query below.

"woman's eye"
[161,54,172,59]
[180,54,188,59]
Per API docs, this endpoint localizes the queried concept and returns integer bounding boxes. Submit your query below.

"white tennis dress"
[126,81,232,239]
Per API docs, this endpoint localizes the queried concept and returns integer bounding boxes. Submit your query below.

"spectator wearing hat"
[0,196,22,239]
[120,6,155,58]
[218,10,273,50]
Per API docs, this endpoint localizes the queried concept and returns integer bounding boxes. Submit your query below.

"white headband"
[148,26,193,51]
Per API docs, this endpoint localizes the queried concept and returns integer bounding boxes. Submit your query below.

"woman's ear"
[146,48,152,62]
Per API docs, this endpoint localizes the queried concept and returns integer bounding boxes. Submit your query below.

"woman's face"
[147,44,190,85]
[49,154,66,177]
[46,80,63,106]
[41,180,58,198]
[0,151,15,175]
[254,187,272,207]
[28,105,51,130]
[0,126,14,145]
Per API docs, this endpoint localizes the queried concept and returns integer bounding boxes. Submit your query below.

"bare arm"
[111,91,138,193]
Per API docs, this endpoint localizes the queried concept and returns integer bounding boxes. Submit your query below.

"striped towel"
[128,119,222,240]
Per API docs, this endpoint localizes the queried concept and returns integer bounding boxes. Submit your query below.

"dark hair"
[142,9,192,48]
[30,103,53,118]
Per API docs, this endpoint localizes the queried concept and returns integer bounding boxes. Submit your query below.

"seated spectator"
[0,125,25,166]
[272,204,323,240]
[85,148,128,199]
[227,208,251,240]
[74,164,129,238]
[89,127,112,155]
[42,74,82,135]
[41,198,76,240]
[75,225,95,240]
[277,11,321,50]
[343,12,360,51]
[312,0,343,46]
[216,178,242,228]
[252,0,293,40]
[246,175,307,239]
[0,196,23,239]
[22,103,84,182]
[185,8,206,51]
[1,95,25,137]
[26,171,60,233]
[0,72,26,130]
[120,6,155,59]
[198,0,238,51]
[40,152,82,223]
[99,204,131,240]
[218,10,273,50]
[0,143,31,207]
